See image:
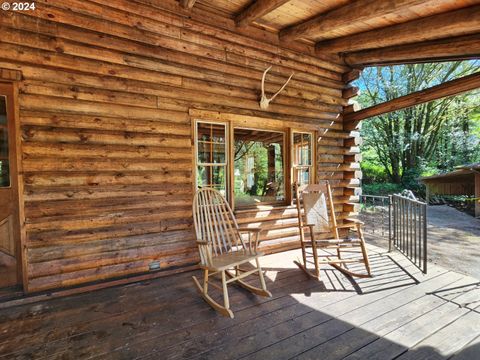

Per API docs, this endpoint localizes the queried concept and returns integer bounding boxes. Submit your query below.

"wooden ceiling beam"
[236,0,291,27]
[180,0,196,10]
[344,72,480,125]
[344,33,480,66]
[279,0,430,42]
[316,5,480,54]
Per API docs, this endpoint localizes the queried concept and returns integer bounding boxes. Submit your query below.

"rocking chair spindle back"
[192,188,271,318]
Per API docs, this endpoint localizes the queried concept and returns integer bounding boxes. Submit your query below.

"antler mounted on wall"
[260,66,294,110]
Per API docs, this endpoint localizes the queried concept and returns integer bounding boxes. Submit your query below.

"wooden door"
[0,83,20,287]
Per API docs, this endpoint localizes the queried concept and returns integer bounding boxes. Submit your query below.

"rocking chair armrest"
[335,223,358,229]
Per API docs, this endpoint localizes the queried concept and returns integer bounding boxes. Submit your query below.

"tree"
[358,61,480,186]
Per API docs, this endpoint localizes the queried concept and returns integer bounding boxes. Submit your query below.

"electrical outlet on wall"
[149,261,161,271]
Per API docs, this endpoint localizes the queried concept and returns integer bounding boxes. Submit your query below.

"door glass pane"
[234,129,285,206]
[0,160,9,187]
[0,96,9,187]
[0,96,6,125]
[0,127,7,158]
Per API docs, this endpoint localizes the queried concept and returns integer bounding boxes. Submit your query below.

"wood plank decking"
[0,245,478,359]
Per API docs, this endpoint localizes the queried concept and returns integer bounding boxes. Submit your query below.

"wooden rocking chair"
[192,188,272,318]
[294,181,372,279]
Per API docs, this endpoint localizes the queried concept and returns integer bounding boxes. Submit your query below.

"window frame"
[192,115,317,210]
[291,130,316,188]
[193,119,230,197]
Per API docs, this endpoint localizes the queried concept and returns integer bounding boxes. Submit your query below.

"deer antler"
[260,66,294,110]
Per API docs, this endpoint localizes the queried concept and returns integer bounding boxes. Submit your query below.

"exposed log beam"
[180,0,196,9]
[342,86,359,99]
[316,5,480,54]
[279,0,431,42]
[342,69,362,84]
[236,0,291,27]
[344,72,480,125]
[344,33,480,66]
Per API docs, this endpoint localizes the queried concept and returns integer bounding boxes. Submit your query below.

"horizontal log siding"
[0,0,356,292]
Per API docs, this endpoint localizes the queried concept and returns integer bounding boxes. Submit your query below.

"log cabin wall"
[0,0,359,292]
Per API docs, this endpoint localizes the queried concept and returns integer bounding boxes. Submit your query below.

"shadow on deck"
[0,245,478,359]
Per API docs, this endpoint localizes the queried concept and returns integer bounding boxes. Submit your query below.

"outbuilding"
[422,163,480,218]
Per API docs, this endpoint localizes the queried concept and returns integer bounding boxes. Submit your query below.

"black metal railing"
[391,194,428,273]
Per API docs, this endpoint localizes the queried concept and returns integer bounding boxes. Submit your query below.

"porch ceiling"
[186,0,480,66]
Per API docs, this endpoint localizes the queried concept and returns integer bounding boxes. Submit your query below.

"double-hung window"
[195,121,228,196]
[292,132,314,186]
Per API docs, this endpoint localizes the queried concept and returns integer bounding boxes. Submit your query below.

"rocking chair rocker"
[192,188,272,318]
[294,181,372,279]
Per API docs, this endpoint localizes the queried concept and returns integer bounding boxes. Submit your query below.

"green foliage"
[361,162,388,184]
[357,61,480,194]
[362,183,403,196]
[401,168,425,197]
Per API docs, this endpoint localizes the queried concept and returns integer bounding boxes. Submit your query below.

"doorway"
[0,82,21,291]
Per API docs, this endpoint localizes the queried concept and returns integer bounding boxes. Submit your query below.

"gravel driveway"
[426,205,480,279]
[362,205,480,279]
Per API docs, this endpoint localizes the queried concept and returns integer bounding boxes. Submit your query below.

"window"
[195,121,228,195]
[233,128,285,207]
[193,119,315,208]
[0,96,9,187]
[293,132,313,186]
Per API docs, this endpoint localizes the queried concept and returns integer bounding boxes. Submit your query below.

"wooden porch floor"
[0,245,479,359]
